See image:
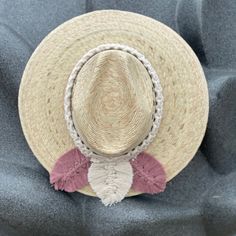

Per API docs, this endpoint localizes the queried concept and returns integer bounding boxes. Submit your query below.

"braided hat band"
[64,44,164,162]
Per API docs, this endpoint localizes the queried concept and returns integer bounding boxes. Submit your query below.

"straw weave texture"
[18,10,209,197]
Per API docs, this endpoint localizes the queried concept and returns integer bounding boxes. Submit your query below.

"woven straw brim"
[18,10,209,197]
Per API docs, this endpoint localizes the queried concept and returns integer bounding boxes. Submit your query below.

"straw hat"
[18,10,209,206]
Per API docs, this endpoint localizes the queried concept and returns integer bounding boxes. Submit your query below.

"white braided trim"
[64,43,164,162]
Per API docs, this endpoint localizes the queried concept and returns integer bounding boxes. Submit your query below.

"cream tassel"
[88,159,133,206]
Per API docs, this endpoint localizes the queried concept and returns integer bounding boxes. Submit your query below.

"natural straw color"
[18,10,209,197]
[72,49,155,157]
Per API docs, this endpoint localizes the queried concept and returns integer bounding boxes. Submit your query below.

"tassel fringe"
[88,159,133,206]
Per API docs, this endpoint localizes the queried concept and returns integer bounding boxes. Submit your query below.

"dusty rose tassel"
[130,152,166,194]
[50,148,90,192]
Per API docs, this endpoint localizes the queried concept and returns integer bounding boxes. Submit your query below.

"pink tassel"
[50,148,90,192]
[130,152,166,194]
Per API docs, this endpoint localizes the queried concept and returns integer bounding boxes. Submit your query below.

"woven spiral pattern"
[64,44,163,161]
[72,50,154,158]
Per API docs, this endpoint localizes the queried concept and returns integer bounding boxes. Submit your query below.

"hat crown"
[72,49,155,157]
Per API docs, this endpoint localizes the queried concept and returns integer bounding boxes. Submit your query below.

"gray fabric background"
[0,0,236,235]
